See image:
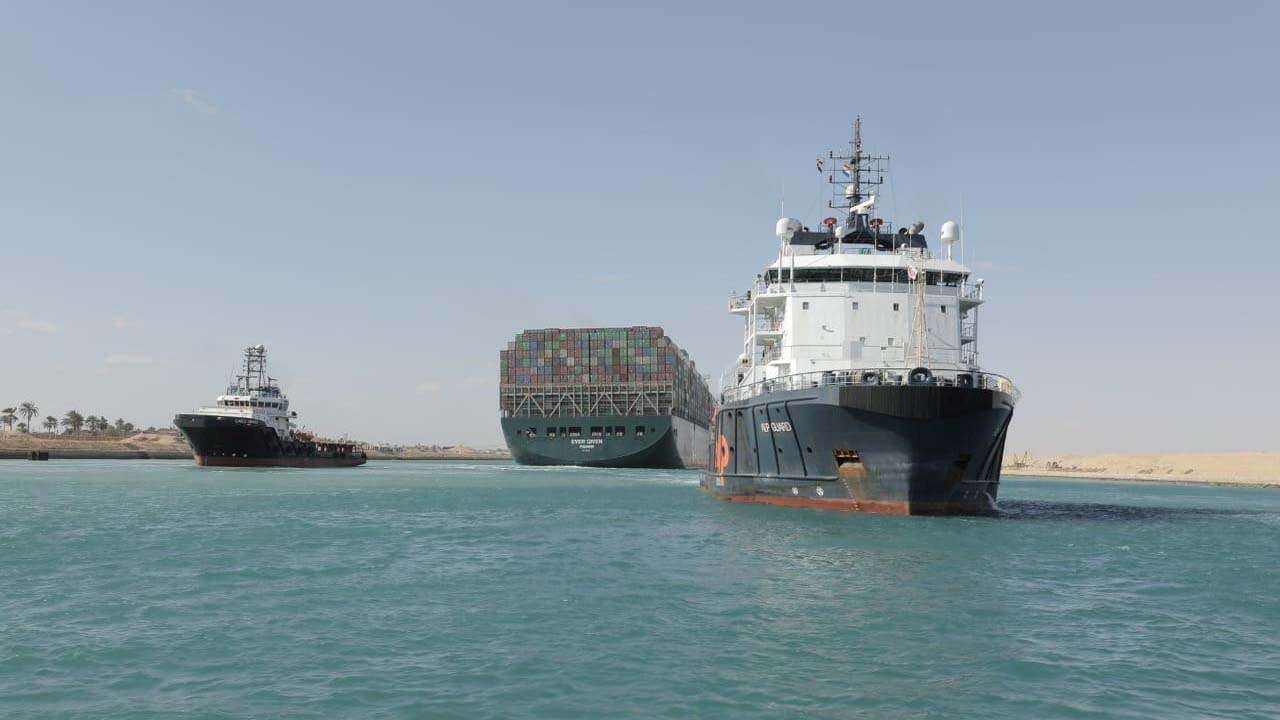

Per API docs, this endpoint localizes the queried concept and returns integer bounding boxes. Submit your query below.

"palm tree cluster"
[1,400,138,437]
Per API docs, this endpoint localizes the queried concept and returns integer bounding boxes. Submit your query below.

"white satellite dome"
[940,220,960,246]
[775,217,803,241]
[843,184,857,199]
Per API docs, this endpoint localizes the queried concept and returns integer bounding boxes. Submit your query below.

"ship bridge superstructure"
[722,118,1009,401]
[191,344,297,441]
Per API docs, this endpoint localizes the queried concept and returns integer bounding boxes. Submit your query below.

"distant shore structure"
[499,327,711,468]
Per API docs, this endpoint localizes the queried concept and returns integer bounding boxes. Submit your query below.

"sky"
[2,1,1278,452]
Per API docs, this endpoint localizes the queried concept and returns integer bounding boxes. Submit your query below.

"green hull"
[501,415,708,468]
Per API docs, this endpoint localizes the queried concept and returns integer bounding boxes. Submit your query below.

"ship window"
[851,301,859,310]
[590,427,603,437]
[635,425,645,437]
[893,303,900,311]
[887,337,895,346]
[614,426,625,437]
[802,301,809,310]
[940,306,947,314]
[568,427,581,437]
[547,427,558,438]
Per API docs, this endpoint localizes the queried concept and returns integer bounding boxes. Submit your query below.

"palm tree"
[62,410,85,435]
[19,402,38,433]
[16,422,27,433]
[43,416,58,434]
[0,407,15,432]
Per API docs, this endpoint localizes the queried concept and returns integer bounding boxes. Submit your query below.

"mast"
[826,116,889,231]
[236,345,271,393]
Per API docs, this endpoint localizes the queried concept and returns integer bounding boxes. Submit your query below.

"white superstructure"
[189,344,298,441]
[722,118,989,395]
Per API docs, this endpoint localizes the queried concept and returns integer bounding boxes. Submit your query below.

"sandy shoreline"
[3,438,1275,488]
[1003,452,1280,489]
[0,433,511,462]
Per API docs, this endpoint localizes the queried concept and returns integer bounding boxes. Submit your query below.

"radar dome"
[940,220,960,246]
[775,217,803,241]
[843,184,857,199]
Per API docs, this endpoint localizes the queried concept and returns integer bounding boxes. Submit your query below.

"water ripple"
[0,463,1277,719]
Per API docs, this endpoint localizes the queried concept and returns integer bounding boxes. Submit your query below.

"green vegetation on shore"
[1,399,152,439]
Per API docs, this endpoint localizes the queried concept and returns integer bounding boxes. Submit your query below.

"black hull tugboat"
[702,119,1018,515]
[174,345,366,468]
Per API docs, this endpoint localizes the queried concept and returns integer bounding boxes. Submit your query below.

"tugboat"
[174,345,367,468]
[702,118,1018,515]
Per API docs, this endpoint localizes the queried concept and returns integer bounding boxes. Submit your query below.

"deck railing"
[720,367,1020,405]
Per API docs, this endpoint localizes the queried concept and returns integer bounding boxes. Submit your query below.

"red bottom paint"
[194,455,367,468]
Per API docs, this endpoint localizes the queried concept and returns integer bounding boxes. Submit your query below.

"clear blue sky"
[2,1,1277,452]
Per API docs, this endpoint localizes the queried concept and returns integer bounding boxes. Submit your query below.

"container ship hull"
[701,384,1014,515]
[501,415,708,468]
[174,414,367,468]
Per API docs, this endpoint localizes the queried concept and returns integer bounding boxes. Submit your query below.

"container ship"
[500,326,712,468]
[702,118,1019,514]
[174,345,367,468]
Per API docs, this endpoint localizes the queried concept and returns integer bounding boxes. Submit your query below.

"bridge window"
[940,306,947,314]
[590,427,603,437]
[801,302,809,310]
[635,425,645,437]
[548,427,558,438]
[893,303,900,311]
[568,427,581,437]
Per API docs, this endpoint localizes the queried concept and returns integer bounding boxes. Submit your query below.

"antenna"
[825,116,889,230]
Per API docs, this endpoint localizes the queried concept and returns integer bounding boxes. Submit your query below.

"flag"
[841,161,854,177]
[815,158,823,172]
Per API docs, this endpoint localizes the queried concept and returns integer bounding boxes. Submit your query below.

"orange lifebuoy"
[714,434,731,474]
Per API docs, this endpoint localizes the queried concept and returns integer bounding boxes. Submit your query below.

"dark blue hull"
[501,415,709,468]
[702,383,1015,515]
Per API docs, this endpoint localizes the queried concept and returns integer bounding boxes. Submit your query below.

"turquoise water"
[2,461,1278,719]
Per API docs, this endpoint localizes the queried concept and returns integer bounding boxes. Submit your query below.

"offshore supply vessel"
[701,119,1019,514]
[500,327,712,468]
[174,345,366,468]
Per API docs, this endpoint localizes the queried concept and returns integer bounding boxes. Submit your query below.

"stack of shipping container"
[500,327,712,423]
